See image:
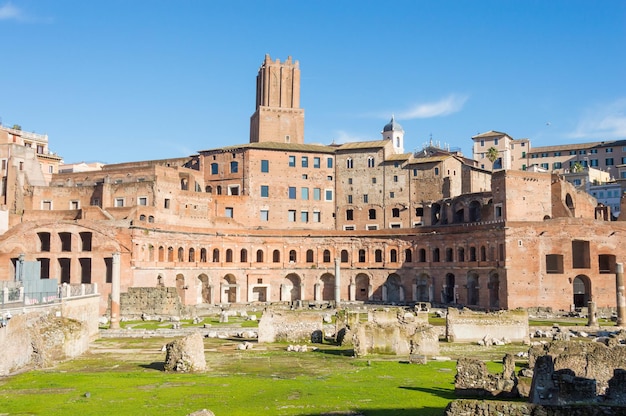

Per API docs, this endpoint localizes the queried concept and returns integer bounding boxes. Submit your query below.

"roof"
[199,141,336,154]
[472,130,509,139]
[335,140,389,151]
[382,116,403,132]
[528,141,605,153]
[406,155,451,165]
[385,153,411,162]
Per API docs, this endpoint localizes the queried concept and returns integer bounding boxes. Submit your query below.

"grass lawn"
[0,337,462,416]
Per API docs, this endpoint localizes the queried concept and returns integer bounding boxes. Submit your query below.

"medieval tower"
[249,54,305,144]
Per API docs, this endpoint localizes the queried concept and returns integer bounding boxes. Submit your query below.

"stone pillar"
[334,258,341,304]
[587,301,598,326]
[109,252,121,329]
[412,283,418,302]
[348,280,355,301]
[314,282,321,301]
[617,263,626,326]
[280,284,288,302]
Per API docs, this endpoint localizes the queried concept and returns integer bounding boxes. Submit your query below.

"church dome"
[383,116,403,132]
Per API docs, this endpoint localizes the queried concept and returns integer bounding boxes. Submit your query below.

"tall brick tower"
[250,54,305,144]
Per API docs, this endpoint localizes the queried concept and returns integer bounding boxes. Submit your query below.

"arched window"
[341,249,349,263]
[226,249,233,262]
[346,158,353,169]
[158,246,165,262]
[469,247,477,262]
[148,215,155,223]
[306,249,314,263]
[139,214,146,221]
[212,248,220,262]
[390,249,397,263]
[419,248,426,262]
[404,248,412,263]
[432,248,440,262]
[188,248,195,262]
[273,249,281,263]
[359,249,366,262]
[323,249,331,263]
[216,185,222,195]
[375,249,383,262]
[480,245,487,261]
[200,248,207,262]
[458,247,465,262]
[446,248,453,262]
[167,247,174,262]
[176,247,183,262]
[289,250,297,262]
[367,156,375,167]
[256,249,264,263]
[240,248,248,263]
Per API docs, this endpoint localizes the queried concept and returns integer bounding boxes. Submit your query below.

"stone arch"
[320,273,335,301]
[453,200,465,223]
[221,273,238,303]
[188,247,195,262]
[573,274,591,308]
[431,202,441,225]
[488,271,500,309]
[565,193,575,216]
[225,249,233,263]
[177,247,184,262]
[196,273,212,304]
[158,246,165,262]
[282,273,301,302]
[355,273,370,301]
[240,248,248,262]
[469,200,482,222]
[256,249,264,263]
[273,249,281,263]
[340,249,349,263]
[384,273,403,303]
[467,271,480,306]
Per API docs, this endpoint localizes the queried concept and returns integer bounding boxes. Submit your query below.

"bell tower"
[250,54,305,144]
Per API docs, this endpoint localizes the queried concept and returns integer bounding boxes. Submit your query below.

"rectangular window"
[313,211,320,222]
[302,156,309,168]
[393,175,398,182]
[327,158,333,168]
[553,162,562,169]
[480,139,484,146]
[70,200,79,210]
[579,150,586,155]
[313,157,320,168]
[301,187,309,200]
[363,194,369,203]
[494,138,499,145]
[325,190,333,201]
[164,198,170,209]
[288,187,296,199]
[607,148,614,153]
[288,210,296,222]
[138,197,148,206]
[115,198,124,207]
[225,207,233,218]
[313,188,321,200]
[288,156,296,167]
[347,195,353,204]
[590,149,598,154]
[260,185,269,198]
[301,211,309,222]
[211,163,218,174]
[606,158,615,166]
[569,150,576,155]
[230,161,238,173]
[554,151,561,156]
[372,177,376,184]
[260,209,269,221]
[261,160,269,172]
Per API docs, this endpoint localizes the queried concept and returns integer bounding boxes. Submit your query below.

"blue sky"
[1,1,625,164]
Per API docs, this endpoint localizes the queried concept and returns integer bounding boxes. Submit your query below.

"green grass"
[0,338,458,416]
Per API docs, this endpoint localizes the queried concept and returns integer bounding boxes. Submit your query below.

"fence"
[1,283,98,308]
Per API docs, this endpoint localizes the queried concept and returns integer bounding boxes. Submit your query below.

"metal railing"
[1,283,98,309]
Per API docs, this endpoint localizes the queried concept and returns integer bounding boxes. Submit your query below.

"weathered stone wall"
[61,294,100,341]
[352,321,439,357]
[529,340,626,395]
[446,308,529,342]
[120,287,185,318]
[445,400,626,416]
[257,309,323,343]
[0,308,89,376]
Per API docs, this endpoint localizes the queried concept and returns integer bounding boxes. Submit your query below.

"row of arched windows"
[144,244,503,264]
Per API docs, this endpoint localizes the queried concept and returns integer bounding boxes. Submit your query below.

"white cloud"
[397,94,469,119]
[569,98,626,139]
[0,3,22,20]
[331,130,370,144]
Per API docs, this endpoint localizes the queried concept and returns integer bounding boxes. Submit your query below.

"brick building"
[0,55,623,314]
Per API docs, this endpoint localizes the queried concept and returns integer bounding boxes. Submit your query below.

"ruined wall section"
[120,287,185,318]
[257,309,322,343]
[446,308,528,342]
[493,170,553,222]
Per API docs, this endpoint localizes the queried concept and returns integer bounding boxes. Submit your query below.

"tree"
[571,161,584,173]
[486,146,500,170]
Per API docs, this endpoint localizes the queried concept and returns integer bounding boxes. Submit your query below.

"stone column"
[109,252,121,329]
[334,258,341,304]
[587,301,598,327]
[348,280,356,301]
[617,263,626,326]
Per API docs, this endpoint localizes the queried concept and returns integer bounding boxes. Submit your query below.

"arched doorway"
[467,272,479,306]
[282,273,301,302]
[444,273,455,303]
[355,273,370,301]
[320,273,335,301]
[384,274,402,303]
[488,272,500,308]
[573,275,591,308]
[197,273,212,304]
[221,274,238,303]
[414,273,430,302]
